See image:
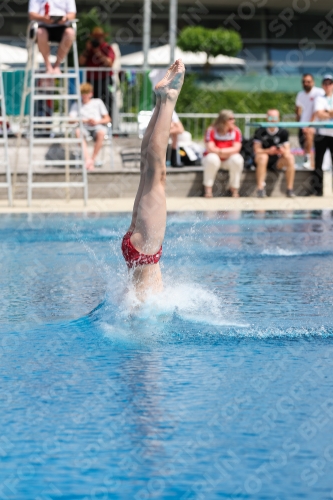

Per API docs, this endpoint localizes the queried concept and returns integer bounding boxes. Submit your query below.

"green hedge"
[176,75,295,115]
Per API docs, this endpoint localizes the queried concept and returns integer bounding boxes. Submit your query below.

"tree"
[177,26,242,64]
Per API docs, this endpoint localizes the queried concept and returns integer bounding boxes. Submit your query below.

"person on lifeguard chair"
[28,0,76,74]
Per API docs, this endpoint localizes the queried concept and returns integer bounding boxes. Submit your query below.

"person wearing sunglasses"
[203,110,244,198]
[312,74,333,196]
[295,74,324,169]
[253,109,296,198]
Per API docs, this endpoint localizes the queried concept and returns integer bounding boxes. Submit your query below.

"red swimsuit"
[121,231,162,269]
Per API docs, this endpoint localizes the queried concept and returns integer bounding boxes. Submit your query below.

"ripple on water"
[1,212,333,500]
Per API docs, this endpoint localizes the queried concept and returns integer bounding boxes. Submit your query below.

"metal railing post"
[169,0,178,64]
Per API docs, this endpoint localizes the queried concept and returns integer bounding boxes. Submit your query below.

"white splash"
[136,283,246,327]
[261,248,303,256]
[99,278,248,345]
[96,228,120,238]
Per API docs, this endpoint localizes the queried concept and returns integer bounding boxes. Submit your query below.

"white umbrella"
[120,43,245,67]
[0,43,56,65]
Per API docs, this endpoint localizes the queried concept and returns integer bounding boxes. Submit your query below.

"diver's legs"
[128,97,162,232]
[131,60,185,255]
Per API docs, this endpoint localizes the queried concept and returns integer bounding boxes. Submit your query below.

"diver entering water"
[121,60,185,301]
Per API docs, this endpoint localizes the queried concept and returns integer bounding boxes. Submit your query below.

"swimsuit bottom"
[121,231,162,269]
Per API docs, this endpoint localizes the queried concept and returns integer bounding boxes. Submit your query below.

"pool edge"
[0,197,333,214]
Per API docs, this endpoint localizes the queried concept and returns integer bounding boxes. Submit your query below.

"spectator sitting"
[79,27,115,116]
[254,109,295,198]
[69,83,111,170]
[295,73,324,169]
[312,74,333,196]
[28,0,76,74]
[202,110,244,198]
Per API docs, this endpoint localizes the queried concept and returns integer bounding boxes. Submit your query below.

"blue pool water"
[1,211,333,499]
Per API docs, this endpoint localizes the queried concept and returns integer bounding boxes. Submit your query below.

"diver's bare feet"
[155,59,185,101]
[155,62,176,96]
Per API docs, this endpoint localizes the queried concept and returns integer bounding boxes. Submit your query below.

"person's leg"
[325,136,333,195]
[202,153,221,197]
[314,135,327,195]
[128,100,162,233]
[327,136,333,169]
[37,28,53,73]
[92,129,105,162]
[53,27,75,73]
[303,128,315,156]
[277,153,295,192]
[171,133,178,148]
[170,133,181,167]
[75,127,93,170]
[302,127,315,169]
[100,77,113,117]
[223,153,244,197]
[128,65,180,232]
[131,60,185,255]
[255,153,269,190]
[298,129,304,149]
[126,61,184,297]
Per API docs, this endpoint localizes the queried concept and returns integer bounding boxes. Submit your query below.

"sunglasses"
[267,116,278,121]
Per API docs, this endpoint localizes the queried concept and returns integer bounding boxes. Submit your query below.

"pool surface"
[1,211,333,499]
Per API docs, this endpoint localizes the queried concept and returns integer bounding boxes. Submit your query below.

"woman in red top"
[203,110,244,198]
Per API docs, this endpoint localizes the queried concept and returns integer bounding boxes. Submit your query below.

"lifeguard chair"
[15,20,88,206]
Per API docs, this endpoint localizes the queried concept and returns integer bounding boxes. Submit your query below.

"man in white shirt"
[312,74,333,195]
[70,83,111,170]
[295,73,324,169]
[28,0,76,74]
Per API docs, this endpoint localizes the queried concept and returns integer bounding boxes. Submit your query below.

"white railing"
[2,67,291,139]
[116,112,268,138]
[178,113,268,140]
[2,67,152,132]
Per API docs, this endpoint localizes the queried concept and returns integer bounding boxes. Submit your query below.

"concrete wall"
[0,168,316,200]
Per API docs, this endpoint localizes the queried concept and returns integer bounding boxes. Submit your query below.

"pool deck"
[0,196,333,213]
